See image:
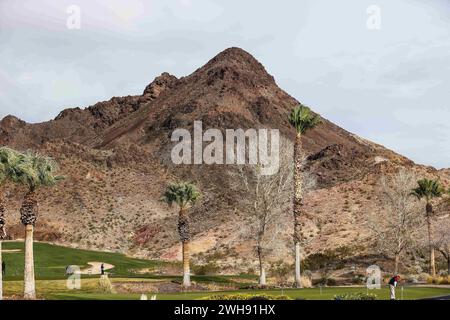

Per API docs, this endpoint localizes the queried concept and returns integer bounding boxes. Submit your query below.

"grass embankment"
[1,241,164,280]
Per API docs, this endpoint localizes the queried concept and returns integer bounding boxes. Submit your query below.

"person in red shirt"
[388,274,401,300]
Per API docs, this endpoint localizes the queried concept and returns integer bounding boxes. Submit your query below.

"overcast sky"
[0,0,449,168]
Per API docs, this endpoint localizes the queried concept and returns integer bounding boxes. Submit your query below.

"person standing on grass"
[2,261,5,276]
[101,263,105,275]
[388,274,400,300]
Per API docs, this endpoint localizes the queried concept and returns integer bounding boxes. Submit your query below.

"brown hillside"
[0,47,448,272]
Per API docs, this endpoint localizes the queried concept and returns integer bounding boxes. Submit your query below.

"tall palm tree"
[288,105,321,288]
[162,182,200,288]
[411,179,444,276]
[0,152,6,301]
[0,146,26,300]
[10,152,61,299]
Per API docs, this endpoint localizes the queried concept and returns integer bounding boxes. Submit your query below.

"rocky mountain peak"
[191,47,276,88]
[143,72,179,98]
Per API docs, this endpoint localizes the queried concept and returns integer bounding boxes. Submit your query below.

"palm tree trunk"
[426,203,436,276]
[23,224,36,299]
[0,240,3,301]
[182,241,190,288]
[293,132,303,288]
[1,195,5,300]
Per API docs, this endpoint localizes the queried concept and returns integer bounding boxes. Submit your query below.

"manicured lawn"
[3,241,449,300]
[46,286,450,300]
[1,241,165,280]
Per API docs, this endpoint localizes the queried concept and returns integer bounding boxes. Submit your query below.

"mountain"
[0,47,448,272]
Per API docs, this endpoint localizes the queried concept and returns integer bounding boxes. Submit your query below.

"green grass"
[1,241,165,280]
[2,241,450,300]
[47,286,450,300]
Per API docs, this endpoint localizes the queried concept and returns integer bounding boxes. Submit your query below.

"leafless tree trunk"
[434,216,450,275]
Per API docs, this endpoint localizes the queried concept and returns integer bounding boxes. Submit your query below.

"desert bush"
[300,276,312,288]
[246,267,256,275]
[303,270,313,280]
[302,246,352,271]
[351,273,366,285]
[98,275,114,294]
[204,294,292,300]
[314,277,337,286]
[418,273,430,282]
[427,275,450,285]
[334,292,377,300]
[404,274,420,284]
[193,262,220,276]
[269,261,292,286]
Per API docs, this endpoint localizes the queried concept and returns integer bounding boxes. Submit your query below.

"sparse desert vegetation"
[1,48,450,301]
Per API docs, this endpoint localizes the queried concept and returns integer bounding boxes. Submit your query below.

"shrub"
[334,292,377,300]
[313,274,337,286]
[98,275,114,294]
[427,275,450,285]
[404,274,420,284]
[269,260,292,286]
[303,270,313,280]
[204,294,292,300]
[418,273,430,282]
[193,262,220,276]
[300,276,313,288]
[351,274,366,285]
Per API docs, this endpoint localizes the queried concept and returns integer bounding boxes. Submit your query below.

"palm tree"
[0,152,6,301]
[162,182,200,288]
[10,152,61,299]
[411,179,444,276]
[288,105,321,288]
[0,146,27,300]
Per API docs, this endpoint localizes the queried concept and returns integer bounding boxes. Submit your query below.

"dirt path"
[0,249,22,253]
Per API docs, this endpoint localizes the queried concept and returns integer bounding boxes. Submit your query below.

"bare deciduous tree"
[369,169,423,274]
[229,138,316,286]
[433,216,450,274]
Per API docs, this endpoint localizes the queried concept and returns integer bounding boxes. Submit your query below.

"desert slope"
[0,47,448,272]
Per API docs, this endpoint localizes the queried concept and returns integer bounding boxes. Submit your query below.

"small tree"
[288,105,321,288]
[411,179,444,276]
[162,182,200,288]
[369,169,422,273]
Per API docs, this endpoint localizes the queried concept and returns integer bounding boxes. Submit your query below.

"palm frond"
[288,105,321,134]
[411,178,444,201]
[162,182,200,209]
[0,147,62,191]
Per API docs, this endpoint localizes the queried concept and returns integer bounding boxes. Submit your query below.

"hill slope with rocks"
[1,47,448,274]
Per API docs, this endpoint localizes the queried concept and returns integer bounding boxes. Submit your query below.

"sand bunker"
[80,262,114,275]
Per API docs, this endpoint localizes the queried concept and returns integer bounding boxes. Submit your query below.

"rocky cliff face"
[0,47,448,271]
